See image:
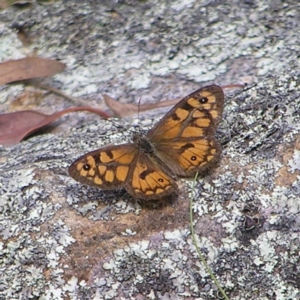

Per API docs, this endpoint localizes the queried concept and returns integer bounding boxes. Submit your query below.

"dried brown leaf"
[0,57,66,85]
[103,94,180,118]
[103,94,139,118]
[104,84,244,117]
[0,0,14,9]
[0,107,111,146]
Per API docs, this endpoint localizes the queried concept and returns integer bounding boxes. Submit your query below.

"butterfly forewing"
[148,85,224,178]
[69,144,138,190]
[147,85,224,141]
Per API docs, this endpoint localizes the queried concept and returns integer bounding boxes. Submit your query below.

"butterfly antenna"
[137,97,142,134]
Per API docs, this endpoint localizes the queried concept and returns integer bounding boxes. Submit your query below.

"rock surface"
[0,1,300,299]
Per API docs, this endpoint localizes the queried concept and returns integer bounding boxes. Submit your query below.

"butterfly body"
[69,85,224,200]
[132,134,155,154]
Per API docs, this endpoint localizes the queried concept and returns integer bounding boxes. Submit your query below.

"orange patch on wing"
[161,119,182,138]
[175,108,189,121]
[194,118,211,127]
[79,169,88,177]
[193,140,210,148]
[88,168,95,177]
[192,110,206,118]
[209,109,219,119]
[132,163,145,188]
[105,170,115,182]
[181,126,204,137]
[116,166,129,182]
[98,148,135,164]
[113,151,136,164]
[99,152,113,163]
[77,162,84,172]
[94,176,103,185]
[146,190,154,195]
[206,155,214,162]
[98,166,107,175]
[187,97,200,108]
[87,155,96,167]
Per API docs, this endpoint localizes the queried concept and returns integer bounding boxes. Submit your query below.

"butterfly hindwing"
[152,138,222,177]
[125,152,176,200]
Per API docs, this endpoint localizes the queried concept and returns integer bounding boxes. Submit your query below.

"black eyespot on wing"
[83,164,91,171]
[200,97,208,104]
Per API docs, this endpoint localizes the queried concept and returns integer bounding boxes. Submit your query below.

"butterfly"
[69,85,224,200]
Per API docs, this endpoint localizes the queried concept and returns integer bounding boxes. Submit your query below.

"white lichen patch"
[164,229,188,241]
[7,168,36,191]
[121,228,137,236]
[127,72,151,90]
[288,149,300,173]
[63,276,78,295]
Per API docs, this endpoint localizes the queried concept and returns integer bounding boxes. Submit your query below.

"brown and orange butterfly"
[69,85,224,200]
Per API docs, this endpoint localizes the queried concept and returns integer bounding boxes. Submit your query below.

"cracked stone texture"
[0,1,300,299]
